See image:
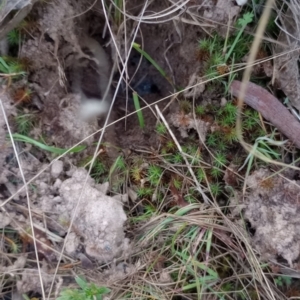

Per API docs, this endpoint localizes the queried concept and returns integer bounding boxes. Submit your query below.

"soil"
[2,0,300,299]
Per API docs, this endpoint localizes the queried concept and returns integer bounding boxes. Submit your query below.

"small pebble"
[51,160,63,178]
[53,178,62,189]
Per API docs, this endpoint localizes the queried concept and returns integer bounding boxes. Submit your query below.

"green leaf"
[133,92,145,129]
[75,276,88,290]
[9,133,86,154]
[0,57,10,72]
[57,288,85,300]
[238,12,254,27]
[132,43,175,88]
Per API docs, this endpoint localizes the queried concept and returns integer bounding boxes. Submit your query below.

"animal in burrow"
[70,35,119,159]
[72,35,113,120]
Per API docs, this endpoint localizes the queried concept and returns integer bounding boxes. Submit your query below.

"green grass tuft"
[132,92,145,129]
[7,29,20,46]
[209,182,223,197]
[15,113,34,135]
[213,152,227,168]
[148,165,163,186]
[57,276,110,300]
[156,123,167,135]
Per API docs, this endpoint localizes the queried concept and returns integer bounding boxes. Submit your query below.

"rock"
[58,168,128,263]
[51,160,64,178]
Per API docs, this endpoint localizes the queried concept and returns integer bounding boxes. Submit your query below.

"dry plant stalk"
[231,80,300,148]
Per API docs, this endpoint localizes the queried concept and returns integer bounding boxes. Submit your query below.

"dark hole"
[245,220,256,236]
[44,33,54,43]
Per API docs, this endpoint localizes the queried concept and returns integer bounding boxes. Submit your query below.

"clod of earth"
[231,80,300,148]
[57,168,129,263]
[36,166,129,264]
[236,168,300,266]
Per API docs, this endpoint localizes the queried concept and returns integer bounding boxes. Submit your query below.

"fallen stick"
[230,80,300,149]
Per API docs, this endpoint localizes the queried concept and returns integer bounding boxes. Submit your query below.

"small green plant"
[180,144,201,164]
[209,52,224,66]
[220,282,234,293]
[216,139,228,151]
[131,165,143,182]
[239,133,284,174]
[197,12,254,89]
[165,140,176,152]
[91,159,107,180]
[186,144,199,156]
[209,182,222,197]
[15,113,34,135]
[0,56,26,75]
[133,92,145,129]
[57,276,110,300]
[130,204,156,223]
[109,155,126,175]
[207,35,222,55]
[114,156,126,171]
[172,152,184,164]
[196,168,206,182]
[225,12,254,62]
[136,186,154,198]
[210,167,222,179]
[274,275,292,288]
[195,105,206,116]
[172,178,182,189]
[218,114,236,127]
[7,29,20,46]
[206,132,218,148]
[156,122,167,135]
[220,102,237,118]
[4,56,32,72]
[217,102,237,128]
[111,175,126,192]
[243,109,260,131]
[198,38,210,51]
[109,156,127,186]
[204,68,218,81]
[213,152,227,168]
[148,164,163,186]
[113,0,123,26]
[3,233,21,254]
[223,127,238,144]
